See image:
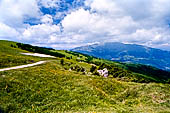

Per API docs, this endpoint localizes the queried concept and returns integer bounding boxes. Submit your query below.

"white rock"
[97,68,108,77]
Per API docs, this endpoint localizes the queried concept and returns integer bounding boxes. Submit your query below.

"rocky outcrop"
[97,68,108,77]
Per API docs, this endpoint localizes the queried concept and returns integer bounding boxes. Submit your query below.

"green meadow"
[0,40,170,113]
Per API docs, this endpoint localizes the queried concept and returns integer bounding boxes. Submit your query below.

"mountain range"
[72,42,170,71]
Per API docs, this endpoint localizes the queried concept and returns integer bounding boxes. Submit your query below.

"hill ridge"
[72,42,170,70]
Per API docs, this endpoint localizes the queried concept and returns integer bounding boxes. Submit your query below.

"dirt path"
[0,61,47,72]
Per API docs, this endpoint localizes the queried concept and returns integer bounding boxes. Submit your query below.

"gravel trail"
[0,61,46,72]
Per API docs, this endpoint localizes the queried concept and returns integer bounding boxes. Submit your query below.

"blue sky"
[0,0,170,50]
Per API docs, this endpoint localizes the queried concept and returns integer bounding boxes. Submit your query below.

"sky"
[0,0,170,50]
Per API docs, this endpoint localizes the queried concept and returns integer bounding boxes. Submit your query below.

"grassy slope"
[0,40,54,69]
[89,56,170,83]
[0,61,170,113]
[56,51,168,83]
[0,40,170,112]
[10,41,170,83]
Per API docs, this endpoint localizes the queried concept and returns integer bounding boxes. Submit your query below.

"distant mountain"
[72,42,170,71]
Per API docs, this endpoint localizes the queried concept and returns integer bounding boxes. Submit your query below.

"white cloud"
[0,0,40,27]
[22,24,60,43]
[41,14,53,24]
[0,22,20,39]
[87,0,124,17]
[1,0,170,50]
[62,8,90,32]
[0,0,42,41]
[38,0,60,8]
[60,0,170,49]
[61,7,139,43]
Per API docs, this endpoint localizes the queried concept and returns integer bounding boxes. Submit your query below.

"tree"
[86,56,93,63]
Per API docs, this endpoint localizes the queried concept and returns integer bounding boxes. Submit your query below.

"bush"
[71,65,85,72]
[90,65,97,73]
[85,56,93,63]
[60,59,64,65]
[0,106,5,113]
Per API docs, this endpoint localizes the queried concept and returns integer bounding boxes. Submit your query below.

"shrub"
[90,65,97,73]
[60,59,64,65]
[70,65,85,72]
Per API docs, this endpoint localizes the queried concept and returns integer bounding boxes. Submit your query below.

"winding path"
[0,52,56,72]
[0,61,47,72]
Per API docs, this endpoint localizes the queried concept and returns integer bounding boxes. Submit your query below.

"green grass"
[0,40,55,69]
[0,61,170,112]
[0,40,170,112]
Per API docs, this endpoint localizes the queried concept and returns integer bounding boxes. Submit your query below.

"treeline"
[123,63,170,82]
[16,43,65,58]
[68,51,99,63]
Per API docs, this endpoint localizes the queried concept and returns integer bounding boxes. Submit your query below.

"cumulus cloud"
[0,0,40,27]
[0,22,20,39]
[21,24,60,43]
[61,1,139,44]
[1,0,170,50]
[60,0,170,49]
[0,0,41,41]
[41,14,53,24]
[38,0,60,8]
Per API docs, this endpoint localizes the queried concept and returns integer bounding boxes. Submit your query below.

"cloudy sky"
[0,0,170,50]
